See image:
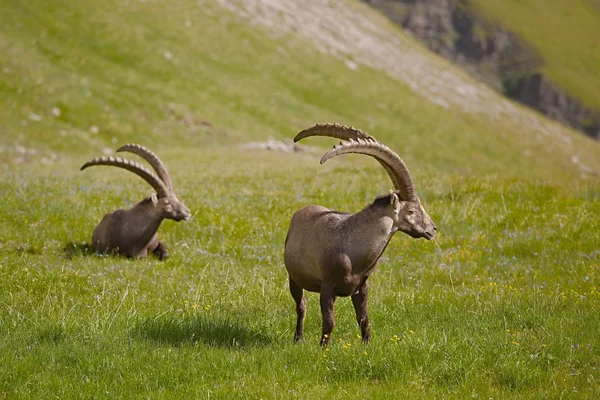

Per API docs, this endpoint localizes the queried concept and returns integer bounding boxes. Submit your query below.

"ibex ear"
[150,193,159,205]
[390,190,401,213]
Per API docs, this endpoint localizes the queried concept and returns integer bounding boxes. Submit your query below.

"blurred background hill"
[0,0,599,180]
[363,0,600,139]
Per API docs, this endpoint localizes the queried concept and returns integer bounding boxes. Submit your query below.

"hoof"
[153,248,169,260]
[319,334,331,347]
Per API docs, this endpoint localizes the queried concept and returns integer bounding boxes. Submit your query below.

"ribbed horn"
[81,156,170,197]
[296,124,404,195]
[116,144,173,191]
[320,139,416,201]
[294,123,375,143]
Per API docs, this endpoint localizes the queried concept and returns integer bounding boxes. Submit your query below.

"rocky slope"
[362,0,600,139]
[217,0,598,178]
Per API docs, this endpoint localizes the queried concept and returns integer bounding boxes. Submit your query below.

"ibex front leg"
[289,278,306,343]
[319,284,336,346]
[152,241,169,260]
[147,234,169,260]
[352,279,371,343]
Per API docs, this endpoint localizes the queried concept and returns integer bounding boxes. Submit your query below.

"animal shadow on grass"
[35,324,67,344]
[3,245,43,256]
[63,242,97,259]
[133,314,274,349]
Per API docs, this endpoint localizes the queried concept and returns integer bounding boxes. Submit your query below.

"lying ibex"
[81,144,191,260]
[284,124,436,345]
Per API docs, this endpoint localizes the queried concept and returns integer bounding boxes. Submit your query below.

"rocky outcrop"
[507,74,600,139]
[363,0,600,139]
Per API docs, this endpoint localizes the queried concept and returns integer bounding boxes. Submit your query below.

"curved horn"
[81,156,170,197]
[116,144,173,191]
[294,123,375,143]
[295,124,403,194]
[320,139,417,200]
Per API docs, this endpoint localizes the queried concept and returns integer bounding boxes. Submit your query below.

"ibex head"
[378,191,436,239]
[81,144,191,221]
[295,123,436,240]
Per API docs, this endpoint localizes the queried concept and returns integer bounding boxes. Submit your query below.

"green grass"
[1,0,600,398]
[471,0,600,110]
[1,151,599,398]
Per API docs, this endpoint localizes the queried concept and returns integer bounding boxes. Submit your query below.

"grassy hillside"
[1,0,600,398]
[1,0,599,179]
[472,0,600,110]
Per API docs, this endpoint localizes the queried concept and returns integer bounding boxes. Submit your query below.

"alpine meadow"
[1,0,599,398]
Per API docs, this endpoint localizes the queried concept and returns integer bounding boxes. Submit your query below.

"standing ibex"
[284,124,436,345]
[81,144,191,260]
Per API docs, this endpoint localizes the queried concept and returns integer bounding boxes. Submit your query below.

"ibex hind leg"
[289,277,306,343]
[351,279,371,344]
